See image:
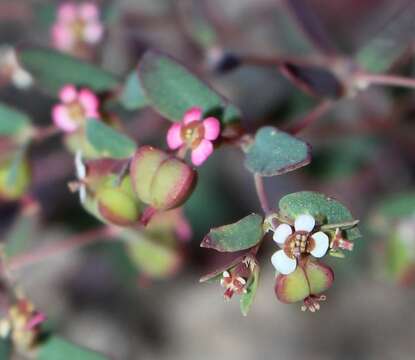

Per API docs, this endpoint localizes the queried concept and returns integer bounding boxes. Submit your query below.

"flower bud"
[96,175,142,226]
[130,146,196,210]
[0,158,31,201]
[274,258,334,310]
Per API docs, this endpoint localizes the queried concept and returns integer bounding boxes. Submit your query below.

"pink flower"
[51,2,103,53]
[166,107,221,166]
[52,84,100,132]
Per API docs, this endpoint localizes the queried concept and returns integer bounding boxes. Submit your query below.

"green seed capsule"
[130,146,196,210]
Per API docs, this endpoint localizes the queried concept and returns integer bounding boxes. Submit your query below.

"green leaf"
[0,339,11,360]
[244,126,311,176]
[19,48,119,94]
[86,120,137,159]
[201,214,263,252]
[118,71,147,111]
[37,336,108,360]
[376,192,415,220]
[278,191,361,240]
[4,203,39,258]
[356,3,415,72]
[240,265,260,316]
[0,103,32,137]
[138,50,240,124]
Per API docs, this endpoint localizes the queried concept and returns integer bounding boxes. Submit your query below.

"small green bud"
[96,175,142,226]
[130,146,196,210]
[0,158,31,201]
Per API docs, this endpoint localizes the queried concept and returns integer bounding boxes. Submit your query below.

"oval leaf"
[201,214,263,252]
[138,50,240,124]
[240,264,260,316]
[37,336,108,360]
[0,103,32,136]
[279,191,361,240]
[19,48,119,94]
[244,126,311,176]
[86,120,137,159]
[118,71,148,111]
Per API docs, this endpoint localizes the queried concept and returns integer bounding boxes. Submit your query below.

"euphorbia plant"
[2,0,415,358]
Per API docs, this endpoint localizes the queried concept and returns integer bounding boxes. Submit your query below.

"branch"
[6,226,119,272]
[254,174,270,214]
[285,99,332,135]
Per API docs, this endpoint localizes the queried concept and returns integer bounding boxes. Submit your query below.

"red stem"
[285,99,332,135]
[357,72,415,90]
[6,226,118,272]
[254,174,270,214]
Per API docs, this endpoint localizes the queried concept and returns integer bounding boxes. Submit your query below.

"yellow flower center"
[284,231,316,259]
[181,122,205,149]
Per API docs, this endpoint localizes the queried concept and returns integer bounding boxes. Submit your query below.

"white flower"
[75,151,87,203]
[0,45,33,89]
[271,214,329,275]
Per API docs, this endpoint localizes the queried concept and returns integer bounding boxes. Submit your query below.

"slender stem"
[254,174,270,214]
[285,99,332,135]
[357,72,415,90]
[33,125,61,143]
[237,54,326,69]
[6,226,118,272]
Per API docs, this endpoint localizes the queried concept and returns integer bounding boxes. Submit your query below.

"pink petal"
[78,88,99,117]
[191,139,213,166]
[83,22,104,44]
[79,2,99,21]
[52,24,74,51]
[25,312,46,330]
[166,123,184,150]
[202,117,220,141]
[52,105,77,132]
[183,107,202,125]
[59,84,78,103]
[57,3,77,22]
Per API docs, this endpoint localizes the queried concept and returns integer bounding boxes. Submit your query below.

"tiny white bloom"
[270,214,329,275]
[0,45,33,89]
[74,151,87,203]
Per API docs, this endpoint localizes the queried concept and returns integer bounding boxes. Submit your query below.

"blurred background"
[1,0,415,359]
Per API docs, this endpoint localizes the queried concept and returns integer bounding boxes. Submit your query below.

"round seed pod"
[130,146,196,210]
[96,175,142,226]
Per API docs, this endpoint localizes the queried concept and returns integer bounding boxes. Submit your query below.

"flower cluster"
[0,298,46,352]
[52,2,103,56]
[167,107,221,166]
[271,214,329,275]
[267,213,354,311]
[52,84,100,133]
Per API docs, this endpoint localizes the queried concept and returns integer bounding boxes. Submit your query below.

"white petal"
[294,214,315,232]
[273,223,293,244]
[310,231,329,258]
[75,151,86,179]
[79,185,87,204]
[271,250,297,275]
[12,69,33,89]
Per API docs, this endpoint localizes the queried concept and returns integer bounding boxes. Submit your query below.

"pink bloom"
[52,84,100,132]
[166,107,221,166]
[51,2,103,52]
